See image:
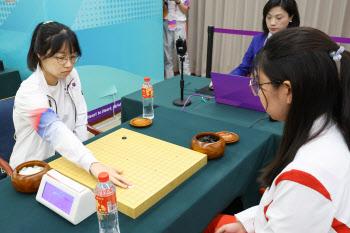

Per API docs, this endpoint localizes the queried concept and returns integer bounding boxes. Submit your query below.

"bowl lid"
[216,131,239,144]
[130,118,152,127]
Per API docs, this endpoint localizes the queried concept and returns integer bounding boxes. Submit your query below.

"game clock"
[36,169,96,225]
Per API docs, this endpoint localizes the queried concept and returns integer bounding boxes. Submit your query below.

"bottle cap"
[144,77,150,82]
[98,172,109,182]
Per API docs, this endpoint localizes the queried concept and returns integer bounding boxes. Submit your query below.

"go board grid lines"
[49,128,207,218]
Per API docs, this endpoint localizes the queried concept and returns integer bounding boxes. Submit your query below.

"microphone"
[173,37,191,107]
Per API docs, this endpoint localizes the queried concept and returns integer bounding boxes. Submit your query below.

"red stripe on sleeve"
[275,169,331,201]
[332,218,350,232]
[30,108,49,132]
[263,200,273,222]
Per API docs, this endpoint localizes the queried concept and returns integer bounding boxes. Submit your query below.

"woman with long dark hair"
[10,21,132,188]
[205,27,350,232]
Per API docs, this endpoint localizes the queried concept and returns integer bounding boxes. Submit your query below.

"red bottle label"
[95,187,117,213]
[142,87,153,98]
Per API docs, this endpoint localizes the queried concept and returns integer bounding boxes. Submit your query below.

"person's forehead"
[55,49,75,55]
[267,6,288,16]
[257,69,270,82]
[55,42,76,55]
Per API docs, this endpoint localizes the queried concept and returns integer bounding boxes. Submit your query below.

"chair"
[0,97,16,180]
[87,124,103,136]
[259,188,266,195]
[0,96,102,180]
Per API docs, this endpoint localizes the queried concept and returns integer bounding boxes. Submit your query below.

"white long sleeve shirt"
[164,0,190,22]
[10,65,98,172]
[236,117,350,232]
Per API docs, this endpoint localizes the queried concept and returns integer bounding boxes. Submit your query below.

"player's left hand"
[215,222,247,233]
[90,162,133,189]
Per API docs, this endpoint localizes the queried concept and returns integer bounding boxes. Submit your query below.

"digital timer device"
[36,169,96,225]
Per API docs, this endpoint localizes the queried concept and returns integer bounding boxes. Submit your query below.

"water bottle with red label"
[142,77,154,119]
[94,172,120,233]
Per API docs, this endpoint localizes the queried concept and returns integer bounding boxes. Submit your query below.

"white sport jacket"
[236,117,350,232]
[10,65,98,172]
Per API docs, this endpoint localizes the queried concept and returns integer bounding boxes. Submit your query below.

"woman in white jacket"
[10,21,132,189]
[205,27,350,232]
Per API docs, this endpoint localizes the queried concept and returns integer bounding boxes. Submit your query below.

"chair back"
[0,97,15,179]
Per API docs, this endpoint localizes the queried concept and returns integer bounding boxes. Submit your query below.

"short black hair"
[27,22,82,71]
[262,0,300,36]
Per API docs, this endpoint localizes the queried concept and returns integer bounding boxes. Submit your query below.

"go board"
[49,128,207,219]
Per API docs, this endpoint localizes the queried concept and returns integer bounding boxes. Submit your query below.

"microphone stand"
[173,54,191,106]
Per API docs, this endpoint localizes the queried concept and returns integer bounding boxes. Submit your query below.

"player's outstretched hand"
[215,222,247,233]
[90,162,133,189]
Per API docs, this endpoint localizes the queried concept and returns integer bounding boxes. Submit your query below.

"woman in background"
[209,0,299,88]
[10,21,132,189]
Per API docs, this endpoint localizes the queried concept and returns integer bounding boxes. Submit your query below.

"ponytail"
[27,22,44,71]
[339,50,350,148]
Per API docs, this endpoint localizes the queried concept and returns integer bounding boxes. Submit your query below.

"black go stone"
[197,135,219,143]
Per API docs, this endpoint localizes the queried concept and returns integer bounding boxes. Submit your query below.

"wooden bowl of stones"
[11,160,50,193]
[191,132,226,159]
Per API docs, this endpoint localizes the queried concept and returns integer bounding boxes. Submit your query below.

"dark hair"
[262,0,300,36]
[253,27,350,187]
[27,22,82,71]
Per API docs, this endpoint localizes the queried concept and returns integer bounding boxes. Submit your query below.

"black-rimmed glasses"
[249,78,281,96]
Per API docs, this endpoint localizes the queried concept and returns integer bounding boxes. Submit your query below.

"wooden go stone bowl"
[191,132,226,159]
[11,160,50,193]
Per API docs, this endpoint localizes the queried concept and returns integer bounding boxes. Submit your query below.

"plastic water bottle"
[142,77,154,119]
[94,172,120,233]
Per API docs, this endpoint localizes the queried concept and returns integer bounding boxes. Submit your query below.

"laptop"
[211,72,265,112]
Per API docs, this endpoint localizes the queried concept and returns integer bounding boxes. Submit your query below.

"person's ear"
[37,53,43,61]
[283,80,292,104]
[289,15,294,23]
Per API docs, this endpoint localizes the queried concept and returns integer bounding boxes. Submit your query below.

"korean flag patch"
[71,82,77,90]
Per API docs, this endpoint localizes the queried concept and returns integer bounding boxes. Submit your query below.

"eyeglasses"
[54,55,80,65]
[249,78,281,96]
